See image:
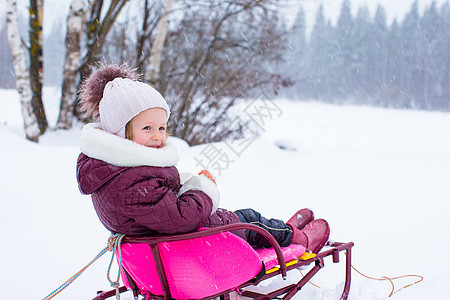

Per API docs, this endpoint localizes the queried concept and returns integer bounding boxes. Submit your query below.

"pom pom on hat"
[78,63,171,138]
[78,63,140,121]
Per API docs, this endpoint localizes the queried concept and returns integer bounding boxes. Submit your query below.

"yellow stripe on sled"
[265,259,299,274]
[299,252,316,260]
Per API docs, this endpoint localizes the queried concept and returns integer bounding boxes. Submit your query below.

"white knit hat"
[99,78,171,138]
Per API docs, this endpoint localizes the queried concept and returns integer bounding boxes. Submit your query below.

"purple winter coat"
[77,123,240,236]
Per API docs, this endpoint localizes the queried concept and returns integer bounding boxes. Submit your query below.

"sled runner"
[93,223,354,300]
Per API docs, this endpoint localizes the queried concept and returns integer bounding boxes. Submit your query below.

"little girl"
[76,63,330,253]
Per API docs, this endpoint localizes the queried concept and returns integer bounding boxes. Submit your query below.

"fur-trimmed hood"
[79,123,179,167]
[77,123,227,236]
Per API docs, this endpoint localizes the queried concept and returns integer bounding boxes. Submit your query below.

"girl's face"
[126,108,167,148]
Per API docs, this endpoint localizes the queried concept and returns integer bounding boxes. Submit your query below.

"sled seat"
[94,223,354,300]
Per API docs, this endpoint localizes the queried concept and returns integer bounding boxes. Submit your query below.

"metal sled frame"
[93,223,354,300]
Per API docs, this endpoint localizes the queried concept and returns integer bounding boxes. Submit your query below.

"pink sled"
[94,223,354,300]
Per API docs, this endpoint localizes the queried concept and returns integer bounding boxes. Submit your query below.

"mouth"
[145,143,161,149]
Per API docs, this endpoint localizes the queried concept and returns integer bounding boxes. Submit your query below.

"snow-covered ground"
[1,87,449,299]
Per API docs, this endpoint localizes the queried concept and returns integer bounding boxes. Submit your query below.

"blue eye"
[159,127,166,131]
[143,126,150,130]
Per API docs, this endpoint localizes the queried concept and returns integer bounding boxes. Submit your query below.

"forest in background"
[0,0,449,127]
[282,0,450,111]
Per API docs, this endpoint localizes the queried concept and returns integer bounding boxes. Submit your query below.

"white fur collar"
[80,123,179,167]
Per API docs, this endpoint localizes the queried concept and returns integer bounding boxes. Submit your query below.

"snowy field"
[1,87,449,299]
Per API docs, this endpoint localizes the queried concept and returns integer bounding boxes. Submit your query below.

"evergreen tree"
[371,5,388,100]
[400,0,421,108]
[385,19,403,108]
[419,1,440,109]
[352,5,371,101]
[431,2,450,110]
[303,4,335,99]
[285,6,307,98]
[334,0,354,98]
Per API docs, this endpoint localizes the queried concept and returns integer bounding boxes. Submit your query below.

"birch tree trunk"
[7,0,40,142]
[56,0,84,129]
[29,0,48,133]
[145,0,175,85]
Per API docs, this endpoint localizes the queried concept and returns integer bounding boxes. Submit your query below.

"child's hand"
[198,170,217,185]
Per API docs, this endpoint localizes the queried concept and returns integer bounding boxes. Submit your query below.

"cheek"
[161,134,167,146]
[131,132,148,146]
[137,137,148,146]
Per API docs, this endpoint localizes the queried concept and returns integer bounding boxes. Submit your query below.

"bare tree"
[56,0,130,127]
[101,0,289,145]
[157,0,289,145]
[133,0,163,72]
[6,0,40,142]
[79,0,130,81]
[15,0,288,144]
[145,0,175,85]
[56,0,85,129]
[29,0,48,133]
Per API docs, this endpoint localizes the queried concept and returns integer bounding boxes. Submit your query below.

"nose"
[151,131,160,140]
